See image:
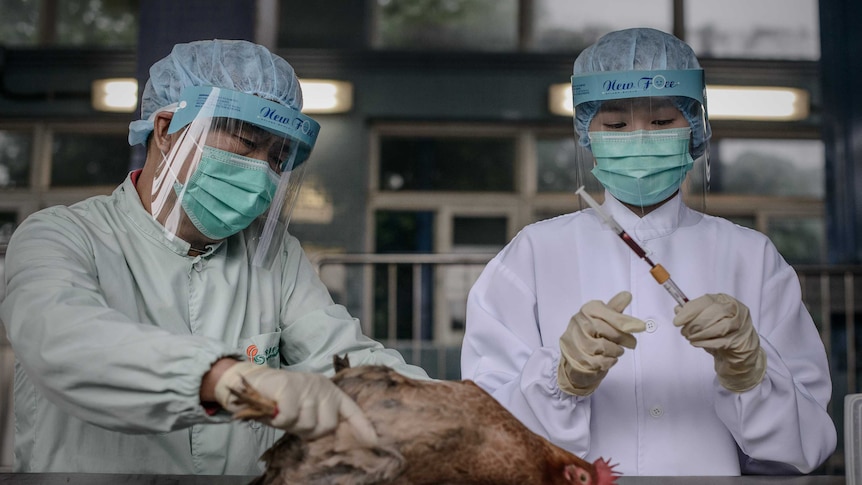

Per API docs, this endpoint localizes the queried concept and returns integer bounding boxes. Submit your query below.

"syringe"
[576,186,689,306]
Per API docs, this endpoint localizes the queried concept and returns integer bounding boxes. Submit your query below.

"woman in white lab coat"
[460,28,836,476]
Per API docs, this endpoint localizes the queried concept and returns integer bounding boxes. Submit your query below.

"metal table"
[0,474,847,484]
[0,476,256,484]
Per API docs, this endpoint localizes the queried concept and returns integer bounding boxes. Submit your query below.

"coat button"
[649,406,663,418]
[645,319,657,333]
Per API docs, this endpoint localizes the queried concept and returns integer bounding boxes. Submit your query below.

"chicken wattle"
[233,356,619,485]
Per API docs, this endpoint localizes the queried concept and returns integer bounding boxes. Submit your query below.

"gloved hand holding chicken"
[558,291,647,396]
[214,362,379,445]
[673,293,767,392]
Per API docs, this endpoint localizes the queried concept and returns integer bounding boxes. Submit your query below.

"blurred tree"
[55,0,138,46]
[721,150,823,197]
[768,218,824,264]
[0,131,32,189]
[0,0,39,45]
[375,0,516,50]
[0,0,137,47]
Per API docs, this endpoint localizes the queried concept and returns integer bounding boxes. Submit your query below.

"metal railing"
[0,327,10,473]
[797,266,860,397]
[311,252,494,379]
[795,265,862,474]
[0,246,9,471]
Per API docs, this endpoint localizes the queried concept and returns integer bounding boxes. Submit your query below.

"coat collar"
[116,173,221,258]
[600,190,701,242]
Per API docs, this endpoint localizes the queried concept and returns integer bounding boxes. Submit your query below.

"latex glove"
[214,362,378,445]
[673,293,767,392]
[558,291,647,396]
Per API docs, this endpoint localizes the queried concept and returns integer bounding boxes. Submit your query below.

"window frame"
[0,121,128,227]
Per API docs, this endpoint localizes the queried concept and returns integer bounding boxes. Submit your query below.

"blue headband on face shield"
[571,69,704,106]
[168,85,319,166]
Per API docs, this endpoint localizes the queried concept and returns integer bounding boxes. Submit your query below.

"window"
[367,0,820,58]
[379,136,516,192]
[452,215,506,249]
[684,0,820,60]
[376,210,435,254]
[529,0,673,52]
[0,0,39,45]
[711,138,824,197]
[766,216,825,264]
[447,215,506,331]
[277,0,366,49]
[535,135,600,193]
[372,0,518,51]
[0,130,32,189]
[0,0,139,47]
[51,132,131,187]
[0,210,16,246]
[374,210,435,340]
[0,123,128,238]
[704,137,825,263]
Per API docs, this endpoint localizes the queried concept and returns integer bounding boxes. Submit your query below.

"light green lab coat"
[0,173,428,474]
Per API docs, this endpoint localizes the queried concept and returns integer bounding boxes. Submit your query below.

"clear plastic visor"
[148,86,319,269]
[574,95,709,215]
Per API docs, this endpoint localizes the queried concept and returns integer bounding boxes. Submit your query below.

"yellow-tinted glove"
[214,362,378,445]
[558,291,647,396]
[673,293,767,393]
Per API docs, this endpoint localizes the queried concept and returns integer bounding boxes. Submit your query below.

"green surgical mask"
[589,128,694,207]
[175,145,279,240]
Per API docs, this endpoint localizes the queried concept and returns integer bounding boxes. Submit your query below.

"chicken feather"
[230,356,618,485]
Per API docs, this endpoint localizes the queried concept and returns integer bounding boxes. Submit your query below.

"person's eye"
[268,158,284,173]
[267,144,291,173]
[268,151,287,173]
[603,122,627,129]
[653,119,676,126]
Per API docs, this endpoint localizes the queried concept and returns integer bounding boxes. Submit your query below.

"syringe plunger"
[575,186,625,234]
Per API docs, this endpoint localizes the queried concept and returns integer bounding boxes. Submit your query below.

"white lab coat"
[461,191,836,476]
[0,172,428,474]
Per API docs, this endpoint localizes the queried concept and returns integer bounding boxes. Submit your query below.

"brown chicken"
[231,356,618,485]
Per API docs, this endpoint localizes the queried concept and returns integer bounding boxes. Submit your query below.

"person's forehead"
[217,118,291,143]
[597,97,678,113]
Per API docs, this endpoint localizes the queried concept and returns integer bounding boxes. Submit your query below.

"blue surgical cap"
[129,39,303,146]
[573,28,712,158]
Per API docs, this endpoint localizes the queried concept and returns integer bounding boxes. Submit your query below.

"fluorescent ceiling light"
[705,85,809,120]
[90,78,354,115]
[299,79,353,114]
[548,83,809,121]
[548,83,574,117]
[91,78,138,112]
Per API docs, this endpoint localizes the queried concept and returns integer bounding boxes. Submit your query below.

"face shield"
[572,69,709,214]
[148,85,319,268]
